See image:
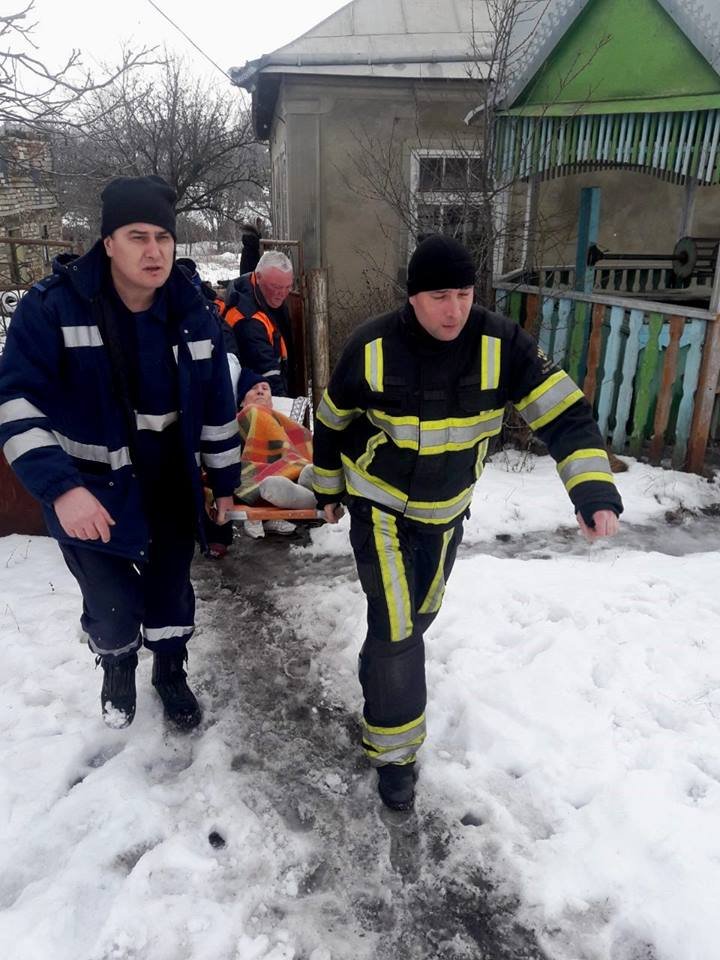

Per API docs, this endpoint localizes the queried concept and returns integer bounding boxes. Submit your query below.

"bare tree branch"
[0,3,158,131]
[52,53,270,242]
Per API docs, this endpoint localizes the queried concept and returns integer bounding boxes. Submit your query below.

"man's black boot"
[151,649,202,729]
[377,761,417,811]
[100,652,138,729]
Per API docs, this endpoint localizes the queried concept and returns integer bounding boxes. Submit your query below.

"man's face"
[409,288,474,341]
[256,267,293,309]
[103,223,174,295]
[243,381,272,408]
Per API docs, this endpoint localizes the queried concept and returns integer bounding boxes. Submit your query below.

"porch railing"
[501,263,711,300]
[494,281,720,472]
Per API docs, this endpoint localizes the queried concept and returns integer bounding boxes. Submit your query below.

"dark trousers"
[349,505,462,766]
[60,526,196,659]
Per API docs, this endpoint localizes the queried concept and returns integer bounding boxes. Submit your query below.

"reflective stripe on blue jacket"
[0,241,241,561]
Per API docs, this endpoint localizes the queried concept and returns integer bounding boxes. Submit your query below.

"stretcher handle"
[224,506,326,522]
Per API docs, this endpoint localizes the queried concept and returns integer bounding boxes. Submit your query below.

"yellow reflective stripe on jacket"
[418,527,455,614]
[481,335,501,390]
[362,713,426,765]
[316,390,363,431]
[343,452,476,525]
[372,506,413,642]
[404,483,475,524]
[364,338,384,392]
[514,370,584,430]
[342,454,408,512]
[557,448,615,492]
[311,465,345,496]
[419,408,504,454]
[367,409,419,449]
[357,431,388,471]
[475,438,489,479]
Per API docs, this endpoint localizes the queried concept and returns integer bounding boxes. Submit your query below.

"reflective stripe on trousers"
[350,507,463,765]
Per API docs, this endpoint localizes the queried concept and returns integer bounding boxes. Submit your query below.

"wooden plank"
[674,321,706,468]
[596,305,625,439]
[538,296,555,355]
[553,299,573,366]
[582,302,606,405]
[493,282,713,321]
[524,292,539,334]
[629,312,664,456]
[612,309,644,452]
[649,315,685,463]
[509,291,523,323]
[686,315,720,472]
[567,300,588,383]
[574,187,600,295]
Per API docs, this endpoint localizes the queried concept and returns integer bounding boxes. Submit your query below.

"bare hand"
[323,503,345,524]
[577,509,620,542]
[54,486,115,543]
[214,495,235,525]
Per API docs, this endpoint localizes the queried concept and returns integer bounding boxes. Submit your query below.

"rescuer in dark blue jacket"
[0,175,241,731]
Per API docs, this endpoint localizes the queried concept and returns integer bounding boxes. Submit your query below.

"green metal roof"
[508,0,720,117]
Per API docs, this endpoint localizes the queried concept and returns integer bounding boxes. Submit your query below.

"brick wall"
[0,130,62,286]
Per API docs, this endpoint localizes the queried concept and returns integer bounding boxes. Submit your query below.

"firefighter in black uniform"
[312,235,623,811]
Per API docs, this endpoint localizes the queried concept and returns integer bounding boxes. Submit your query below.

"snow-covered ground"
[192,253,239,290]
[2,453,720,959]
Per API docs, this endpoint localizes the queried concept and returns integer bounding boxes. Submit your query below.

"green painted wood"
[567,300,589,383]
[596,305,625,438]
[510,0,720,115]
[612,309,645,451]
[509,291,523,323]
[629,312,664,455]
[673,321,707,467]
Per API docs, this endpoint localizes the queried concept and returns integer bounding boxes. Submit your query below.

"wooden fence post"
[686,316,720,473]
[306,268,330,410]
[649,315,684,463]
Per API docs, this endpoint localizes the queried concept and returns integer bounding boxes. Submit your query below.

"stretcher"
[223,505,325,523]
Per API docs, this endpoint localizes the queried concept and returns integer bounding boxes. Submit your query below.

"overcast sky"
[23,0,350,87]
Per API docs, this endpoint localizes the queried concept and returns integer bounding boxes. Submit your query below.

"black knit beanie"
[407,234,476,295]
[100,175,177,238]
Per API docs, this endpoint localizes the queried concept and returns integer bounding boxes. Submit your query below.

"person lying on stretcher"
[235,379,316,539]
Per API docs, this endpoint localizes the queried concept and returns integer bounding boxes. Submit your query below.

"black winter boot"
[377,761,417,811]
[151,649,202,729]
[100,652,138,729]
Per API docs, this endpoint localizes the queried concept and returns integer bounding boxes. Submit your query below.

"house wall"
[530,169,720,268]
[271,75,483,353]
